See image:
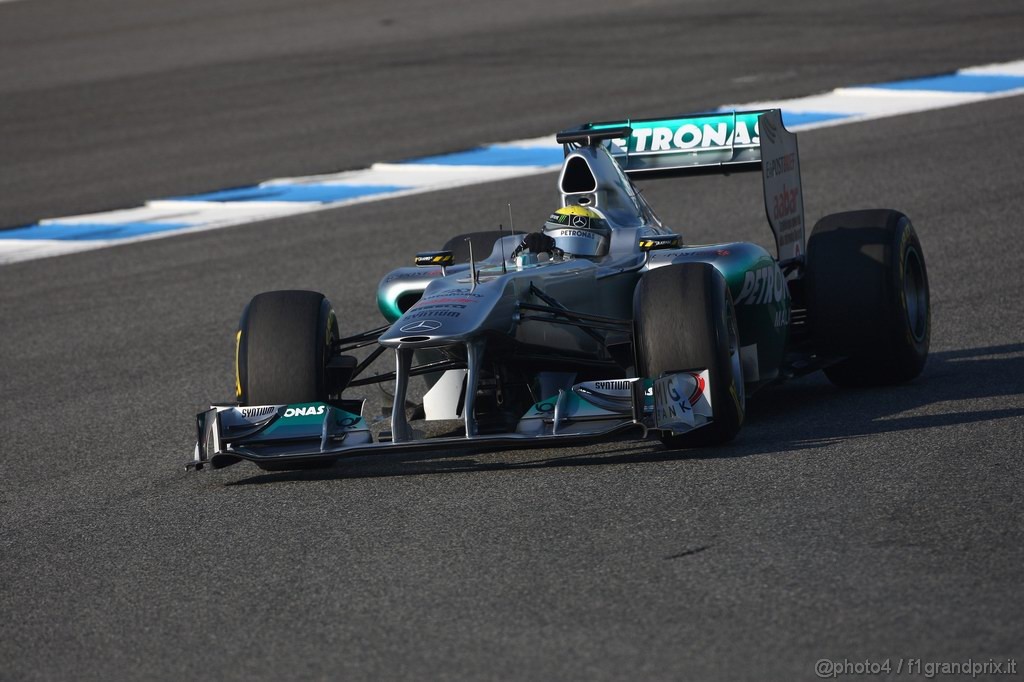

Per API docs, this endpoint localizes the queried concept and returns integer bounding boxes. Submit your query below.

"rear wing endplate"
[558,109,806,264]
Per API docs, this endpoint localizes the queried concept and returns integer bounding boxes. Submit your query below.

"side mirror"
[414,251,454,267]
[415,250,454,276]
[638,234,681,252]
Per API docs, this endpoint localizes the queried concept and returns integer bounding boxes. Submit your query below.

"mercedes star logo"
[570,215,588,227]
[399,319,442,333]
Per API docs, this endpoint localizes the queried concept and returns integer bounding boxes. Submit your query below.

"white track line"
[4,58,1023,266]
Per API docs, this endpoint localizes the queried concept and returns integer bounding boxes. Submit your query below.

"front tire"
[806,209,930,386]
[236,290,339,405]
[634,263,745,448]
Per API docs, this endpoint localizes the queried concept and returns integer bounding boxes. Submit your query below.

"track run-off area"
[1,0,1022,679]
[2,60,1023,264]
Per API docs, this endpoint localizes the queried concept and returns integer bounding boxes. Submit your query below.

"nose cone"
[378,278,511,348]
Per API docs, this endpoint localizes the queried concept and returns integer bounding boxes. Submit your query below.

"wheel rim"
[726,296,745,408]
[903,247,927,343]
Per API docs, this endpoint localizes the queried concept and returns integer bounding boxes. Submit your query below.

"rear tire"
[236,290,339,405]
[634,263,745,448]
[806,209,930,386]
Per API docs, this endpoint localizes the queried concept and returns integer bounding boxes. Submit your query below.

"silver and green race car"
[190,109,930,472]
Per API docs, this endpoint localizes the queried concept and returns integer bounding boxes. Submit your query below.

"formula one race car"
[189,109,930,471]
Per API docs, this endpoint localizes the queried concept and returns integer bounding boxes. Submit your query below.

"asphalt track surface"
[1,1,1023,680]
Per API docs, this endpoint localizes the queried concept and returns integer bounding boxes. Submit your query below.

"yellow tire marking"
[234,329,243,399]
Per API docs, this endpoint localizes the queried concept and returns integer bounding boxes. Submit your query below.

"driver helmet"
[542,205,611,258]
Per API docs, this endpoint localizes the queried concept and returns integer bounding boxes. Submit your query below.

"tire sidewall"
[704,272,745,434]
[318,301,340,400]
[887,218,930,373]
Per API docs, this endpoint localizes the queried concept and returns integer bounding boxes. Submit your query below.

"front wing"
[189,371,713,471]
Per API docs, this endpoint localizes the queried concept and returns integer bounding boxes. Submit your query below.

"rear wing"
[557,109,806,264]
